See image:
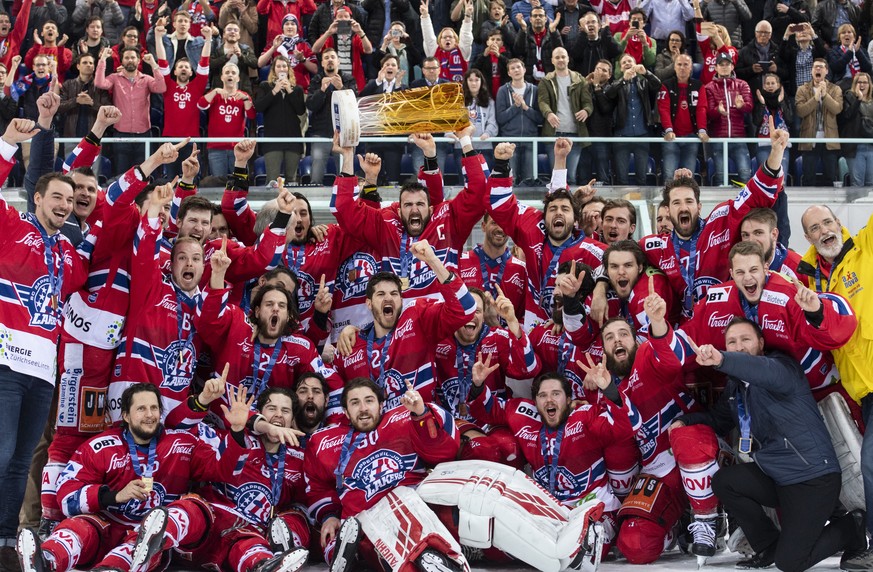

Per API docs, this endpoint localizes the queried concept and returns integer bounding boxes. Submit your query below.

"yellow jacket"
[800,215,873,403]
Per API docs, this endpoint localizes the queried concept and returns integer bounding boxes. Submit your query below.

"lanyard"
[286,243,304,272]
[771,243,788,272]
[265,446,286,513]
[175,288,196,367]
[814,261,830,293]
[26,213,63,312]
[400,230,413,283]
[673,224,703,315]
[366,326,393,388]
[539,425,565,494]
[252,340,284,399]
[541,234,582,310]
[455,326,490,405]
[619,298,632,324]
[335,428,365,493]
[473,246,510,298]
[739,295,758,323]
[124,430,158,479]
[736,386,753,453]
[557,332,572,374]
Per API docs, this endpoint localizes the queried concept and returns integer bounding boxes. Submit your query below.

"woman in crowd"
[841,72,873,187]
[654,30,686,81]
[254,55,306,184]
[257,15,317,92]
[456,67,497,165]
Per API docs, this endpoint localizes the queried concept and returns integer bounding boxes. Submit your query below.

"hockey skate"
[415,549,464,572]
[688,514,718,567]
[330,517,361,572]
[17,528,50,572]
[37,519,58,541]
[130,506,168,572]
[251,548,308,572]
[267,516,294,553]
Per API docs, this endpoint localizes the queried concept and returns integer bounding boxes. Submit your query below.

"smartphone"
[789,23,803,32]
[337,20,351,36]
[757,60,771,67]
[631,20,640,29]
[278,72,288,80]
[391,29,401,37]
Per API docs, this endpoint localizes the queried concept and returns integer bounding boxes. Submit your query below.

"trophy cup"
[332,83,472,147]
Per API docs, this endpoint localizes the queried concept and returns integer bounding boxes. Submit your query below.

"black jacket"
[736,40,788,95]
[512,27,563,84]
[569,27,621,76]
[603,70,661,130]
[254,83,306,153]
[679,351,840,487]
[778,35,828,95]
[305,72,357,136]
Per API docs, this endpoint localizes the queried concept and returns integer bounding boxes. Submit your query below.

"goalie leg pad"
[818,391,865,512]
[356,486,468,572]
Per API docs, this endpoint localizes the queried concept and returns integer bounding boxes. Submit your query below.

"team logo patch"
[336,253,379,301]
[532,464,596,502]
[15,275,59,331]
[158,339,196,391]
[347,450,418,500]
[114,482,169,521]
[294,270,318,314]
[381,370,409,411]
[231,482,272,525]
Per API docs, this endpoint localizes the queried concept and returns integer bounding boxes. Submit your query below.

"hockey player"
[486,139,605,329]
[574,276,722,564]
[330,127,487,303]
[124,387,310,572]
[304,377,466,572]
[458,214,528,326]
[0,117,90,559]
[677,241,857,395]
[17,381,251,572]
[740,208,801,278]
[332,240,477,411]
[293,372,329,448]
[620,116,787,322]
[466,365,639,555]
[194,233,345,424]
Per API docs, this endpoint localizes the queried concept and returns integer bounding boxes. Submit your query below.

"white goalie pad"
[418,460,606,572]
[818,392,865,512]
[356,486,469,572]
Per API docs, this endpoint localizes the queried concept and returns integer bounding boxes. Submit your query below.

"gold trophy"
[332,83,471,147]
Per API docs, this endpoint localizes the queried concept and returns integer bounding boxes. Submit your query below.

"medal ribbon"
[124,429,158,479]
[539,425,565,494]
[335,428,365,493]
[252,340,284,399]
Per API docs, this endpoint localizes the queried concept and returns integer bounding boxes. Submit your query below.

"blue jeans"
[0,367,54,540]
[508,142,535,183]
[410,143,450,175]
[578,141,611,183]
[544,132,582,185]
[662,139,700,181]
[851,144,873,187]
[712,142,751,186]
[207,149,235,177]
[862,394,873,534]
[310,140,340,185]
[612,140,650,185]
[113,131,149,176]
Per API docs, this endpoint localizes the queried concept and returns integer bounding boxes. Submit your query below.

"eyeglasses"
[755,29,771,34]
[669,38,682,42]
[423,66,440,70]
[125,33,139,38]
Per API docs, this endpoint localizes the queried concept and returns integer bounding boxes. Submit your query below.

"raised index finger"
[219,362,230,382]
[649,274,655,296]
[685,336,701,355]
[173,137,191,150]
[220,236,227,254]
[319,274,326,291]
[494,284,505,299]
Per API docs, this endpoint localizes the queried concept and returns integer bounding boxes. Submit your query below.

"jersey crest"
[336,253,379,301]
[346,450,418,500]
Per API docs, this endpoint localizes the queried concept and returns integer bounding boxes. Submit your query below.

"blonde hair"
[714,24,731,47]
[853,72,872,102]
[268,55,296,87]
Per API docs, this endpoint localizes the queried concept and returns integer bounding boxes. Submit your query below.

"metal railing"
[51,136,866,187]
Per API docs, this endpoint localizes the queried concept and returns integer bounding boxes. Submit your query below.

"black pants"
[801,144,839,186]
[713,463,854,572]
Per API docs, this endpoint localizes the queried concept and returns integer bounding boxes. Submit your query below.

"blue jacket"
[680,350,839,487]
[495,81,543,137]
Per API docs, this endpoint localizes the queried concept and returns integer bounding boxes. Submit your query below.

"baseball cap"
[715,52,734,65]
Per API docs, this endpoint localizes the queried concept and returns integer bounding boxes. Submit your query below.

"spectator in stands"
[614,9,656,71]
[763,0,811,45]
[95,45,166,173]
[72,17,111,65]
[364,0,419,52]
[177,0,216,38]
[0,2,31,72]
[480,1,517,52]
[148,12,206,69]
[210,20,258,93]
[556,0,590,47]
[373,21,422,89]
[779,21,826,121]
[514,5,563,83]
[639,0,694,48]
[654,30,686,81]
[473,29,510,98]
[361,54,407,184]
[111,26,145,72]
[828,24,872,91]
[813,0,860,48]
[605,53,661,185]
[258,15,317,91]
[580,58,615,183]
[0,64,17,134]
[199,62,255,176]
[255,55,306,184]
[737,20,786,95]
[753,73,791,178]
[408,57,451,172]
[312,6,373,91]
[451,0,489,55]
[258,0,316,46]
[589,0,635,34]
[7,54,57,122]
[219,0,258,51]
[307,0,366,47]
[306,48,356,184]
[24,0,68,43]
[25,21,73,82]
[422,0,474,82]
[705,51,752,185]
[795,58,842,185]
[702,0,752,48]
[838,72,873,187]
[694,0,739,83]
[58,53,111,139]
[511,0,555,31]
[659,53,708,180]
[456,68,497,164]
[569,11,621,76]
[72,1,123,45]
[538,46,590,184]
[496,58,543,184]
[156,21,213,179]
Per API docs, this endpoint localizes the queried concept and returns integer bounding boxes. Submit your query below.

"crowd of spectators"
[1,0,873,188]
